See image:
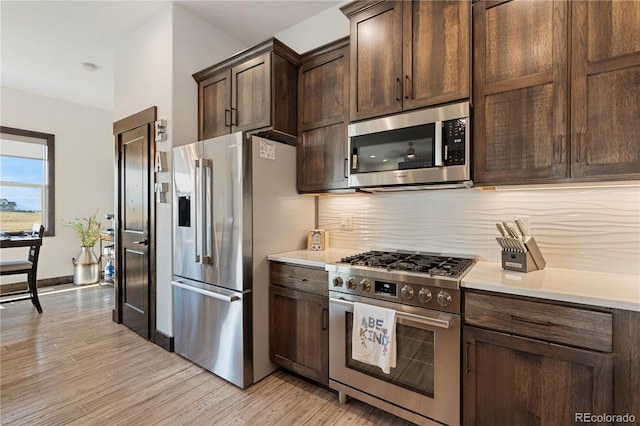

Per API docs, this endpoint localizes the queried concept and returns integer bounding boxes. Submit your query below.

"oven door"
[329,292,460,426]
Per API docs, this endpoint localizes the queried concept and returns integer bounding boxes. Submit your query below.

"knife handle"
[515,218,528,237]
[496,223,508,237]
[503,222,520,239]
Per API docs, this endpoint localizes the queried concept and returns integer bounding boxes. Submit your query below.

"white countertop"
[267,248,359,269]
[462,261,640,312]
[268,250,640,312]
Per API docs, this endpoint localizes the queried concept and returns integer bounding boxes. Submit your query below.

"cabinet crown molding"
[193,37,300,83]
[340,0,387,18]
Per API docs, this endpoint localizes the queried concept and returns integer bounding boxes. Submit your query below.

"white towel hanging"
[352,302,397,374]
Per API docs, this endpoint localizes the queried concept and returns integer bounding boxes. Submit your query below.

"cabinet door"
[299,47,348,131]
[269,285,329,385]
[570,0,640,180]
[463,326,612,426]
[349,1,403,121]
[199,70,232,140]
[298,46,349,192]
[473,0,569,185]
[232,53,271,132]
[298,125,348,192]
[402,0,470,110]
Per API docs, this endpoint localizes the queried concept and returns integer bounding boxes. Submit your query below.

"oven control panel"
[329,271,460,314]
[375,280,396,297]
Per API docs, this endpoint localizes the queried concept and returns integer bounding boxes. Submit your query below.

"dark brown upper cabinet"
[473,0,640,186]
[570,0,640,180]
[341,0,471,122]
[297,38,350,193]
[193,38,299,143]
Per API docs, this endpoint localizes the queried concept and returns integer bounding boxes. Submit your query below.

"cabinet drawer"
[269,262,328,295]
[464,291,612,352]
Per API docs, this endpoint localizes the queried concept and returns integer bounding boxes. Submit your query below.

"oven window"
[346,313,435,397]
[351,123,435,173]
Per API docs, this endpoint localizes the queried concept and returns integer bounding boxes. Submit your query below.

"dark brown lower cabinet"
[269,263,329,386]
[463,326,612,425]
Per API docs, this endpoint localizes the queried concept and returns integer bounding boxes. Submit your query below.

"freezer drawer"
[172,278,252,388]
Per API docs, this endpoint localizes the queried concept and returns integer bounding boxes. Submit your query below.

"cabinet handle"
[224,109,231,128]
[556,135,566,164]
[287,275,309,282]
[395,77,401,102]
[231,107,237,126]
[510,315,553,327]
[465,343,472,373]
[404,74,410,100]
[322,308,328,331]
[575,132,585,163]
[344,158,349,179]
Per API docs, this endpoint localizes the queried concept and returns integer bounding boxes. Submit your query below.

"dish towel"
[352,302,397,374]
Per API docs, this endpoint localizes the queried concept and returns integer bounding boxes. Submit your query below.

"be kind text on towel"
[352,302,397,374]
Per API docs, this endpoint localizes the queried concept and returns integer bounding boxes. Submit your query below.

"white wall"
[114,3,244,335]
[0,86,114,283]
[318,185,640,276]
[275,2,349,54]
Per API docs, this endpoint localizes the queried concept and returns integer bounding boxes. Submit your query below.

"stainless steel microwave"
[348,101,471,190]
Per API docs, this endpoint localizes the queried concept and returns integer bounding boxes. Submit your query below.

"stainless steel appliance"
[172,132,314,388]
[327,250,475,425]
[348,102,471,190]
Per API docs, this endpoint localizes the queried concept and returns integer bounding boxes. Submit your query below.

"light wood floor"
[1,284,414,425]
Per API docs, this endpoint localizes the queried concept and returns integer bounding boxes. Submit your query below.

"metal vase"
[72,246,100,285]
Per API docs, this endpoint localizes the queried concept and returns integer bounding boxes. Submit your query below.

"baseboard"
[154,329,174,352]
[0,276,73,294]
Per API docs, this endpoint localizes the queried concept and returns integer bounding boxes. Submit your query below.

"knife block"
[502,251,537,272]
[501,236,546,273]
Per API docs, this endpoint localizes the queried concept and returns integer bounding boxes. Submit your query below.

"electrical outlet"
[514,215,531,235]
[339,214,353,231]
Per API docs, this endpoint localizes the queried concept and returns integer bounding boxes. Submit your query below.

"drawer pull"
[287,275,309,282]
[510,315,553,327]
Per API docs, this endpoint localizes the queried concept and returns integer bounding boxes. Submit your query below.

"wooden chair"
[0,224,45,313]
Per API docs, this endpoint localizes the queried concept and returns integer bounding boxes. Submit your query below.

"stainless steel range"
[326,250,475,426]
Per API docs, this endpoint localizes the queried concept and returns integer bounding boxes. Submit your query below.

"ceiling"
[0,0,342,111]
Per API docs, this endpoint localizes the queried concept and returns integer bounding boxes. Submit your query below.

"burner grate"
[340,251,474,278]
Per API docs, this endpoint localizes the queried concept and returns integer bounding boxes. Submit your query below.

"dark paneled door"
[113,106,156,341]
[119,125,150,339]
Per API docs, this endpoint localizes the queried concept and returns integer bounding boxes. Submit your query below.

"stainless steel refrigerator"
[172,132,314,388]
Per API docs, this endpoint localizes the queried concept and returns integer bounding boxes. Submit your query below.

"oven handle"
[329,297,452,329]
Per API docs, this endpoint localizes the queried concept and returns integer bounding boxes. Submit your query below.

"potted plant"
[69,210,102,285]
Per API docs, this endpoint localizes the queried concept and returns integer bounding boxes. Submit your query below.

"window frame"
[0,126,55,237]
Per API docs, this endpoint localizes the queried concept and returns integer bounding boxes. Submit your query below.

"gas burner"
[340,251,475,279]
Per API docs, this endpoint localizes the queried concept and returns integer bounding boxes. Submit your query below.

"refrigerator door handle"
[194,159,201,263]
[201,159,213,264]
[172,280,240,303]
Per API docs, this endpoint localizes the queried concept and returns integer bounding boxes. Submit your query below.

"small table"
[0,237,43,249]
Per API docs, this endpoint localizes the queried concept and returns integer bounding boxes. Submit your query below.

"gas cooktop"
[339,250,475,279]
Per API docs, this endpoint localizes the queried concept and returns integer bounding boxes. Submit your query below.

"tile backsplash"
[317,185,640,276]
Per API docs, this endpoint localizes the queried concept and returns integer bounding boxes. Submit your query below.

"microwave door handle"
[434,121,444,166]
[329,297,452,329]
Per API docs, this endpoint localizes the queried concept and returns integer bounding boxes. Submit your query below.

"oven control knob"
[401,285,414,300]
[333,277,344,287]
[418,288,432,304]
[360,279,371,292]
[437,290,452,307]
[347,278,357,289]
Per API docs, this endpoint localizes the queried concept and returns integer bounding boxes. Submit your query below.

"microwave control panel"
[443,118,466,166]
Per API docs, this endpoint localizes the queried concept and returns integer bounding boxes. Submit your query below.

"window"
[0,126,55,236]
